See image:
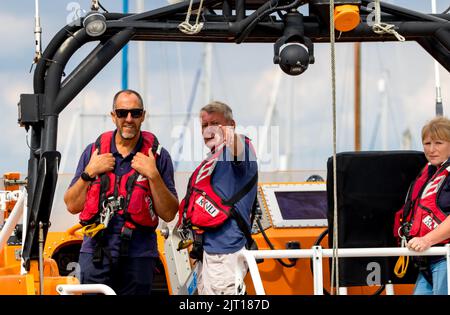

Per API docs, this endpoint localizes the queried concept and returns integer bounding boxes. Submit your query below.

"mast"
[122,0,129,89]
[202,43,213,105]
[137,0,147,105]
[431,0,443,116]
[354,42,361,151]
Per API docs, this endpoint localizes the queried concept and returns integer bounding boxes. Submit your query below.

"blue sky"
[0,0,449,177]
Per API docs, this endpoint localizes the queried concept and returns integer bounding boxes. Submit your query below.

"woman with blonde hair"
[396,116,450,295]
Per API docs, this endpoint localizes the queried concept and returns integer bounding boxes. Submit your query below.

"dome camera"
[273,11,315,76]
[278,42,310,76]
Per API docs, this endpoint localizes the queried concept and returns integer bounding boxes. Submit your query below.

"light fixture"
[273,11,315,76]
[83,11,107,37]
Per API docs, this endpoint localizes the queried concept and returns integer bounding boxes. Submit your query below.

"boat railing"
[56,284,116,295]
[0,189,25,253]
[239,245,450,295]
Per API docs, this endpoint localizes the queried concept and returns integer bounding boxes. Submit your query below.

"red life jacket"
[79,130,160,230]
[177,137,258,230]
[394,162,450,244]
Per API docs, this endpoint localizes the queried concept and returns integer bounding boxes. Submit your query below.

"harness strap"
[222,173,258,206]
[92,230,113,266]
[189,229,204,261]
[119,225,133,257]
[403,162,450,223]
[230,197,264,264]
[230,204,255,249]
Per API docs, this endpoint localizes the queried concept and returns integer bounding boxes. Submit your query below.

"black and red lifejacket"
[394,162,450,244]
[80,130,161,230]
[177,137,258,231]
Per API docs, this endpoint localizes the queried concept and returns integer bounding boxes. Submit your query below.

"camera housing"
[274,12,315,76]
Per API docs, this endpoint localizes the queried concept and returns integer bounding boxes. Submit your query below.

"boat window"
[260,182,328,228]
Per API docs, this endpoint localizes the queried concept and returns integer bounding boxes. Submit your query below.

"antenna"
[30,0,42,72]
[431,0,444,116]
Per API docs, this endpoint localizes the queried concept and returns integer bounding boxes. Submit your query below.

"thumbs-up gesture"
[85,150,115,177]
[132,148,159,179]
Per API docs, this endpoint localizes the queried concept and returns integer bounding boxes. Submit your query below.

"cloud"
[0,12,33,56]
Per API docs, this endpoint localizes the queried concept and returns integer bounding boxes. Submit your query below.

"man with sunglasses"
[64,89,178,295]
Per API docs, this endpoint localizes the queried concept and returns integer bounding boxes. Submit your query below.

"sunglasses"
[114,108,144,118]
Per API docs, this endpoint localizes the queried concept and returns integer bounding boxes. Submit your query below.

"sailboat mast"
[122,0,129,89]
[354,42,361,151]
[431,0,443,116]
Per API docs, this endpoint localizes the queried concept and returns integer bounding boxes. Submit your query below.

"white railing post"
[312,245,324,295]
[238,247,450,296]
[446,244,450,295]
[0,190,24,252]
[385,281,395,295]
[243,250,266,295]
[338,287,348,295]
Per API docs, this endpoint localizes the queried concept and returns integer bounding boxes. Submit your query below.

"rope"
[329,0,340,295]
[394,233,409,278]
[372,0,405,42]
[178,0,205,35]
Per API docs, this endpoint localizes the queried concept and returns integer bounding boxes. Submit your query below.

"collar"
[110,129,143,156]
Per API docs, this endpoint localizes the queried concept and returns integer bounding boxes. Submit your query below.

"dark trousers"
[79,252,156,295]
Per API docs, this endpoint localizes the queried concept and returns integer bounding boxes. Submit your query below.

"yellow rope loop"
[394,255,409,278]
[81,223,106,238]
[394,236,409,278]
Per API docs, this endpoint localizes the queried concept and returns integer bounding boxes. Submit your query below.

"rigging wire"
[329,0,340,295]
[443,5,450,14]
[212,45,230,105]
[98,1,109,13]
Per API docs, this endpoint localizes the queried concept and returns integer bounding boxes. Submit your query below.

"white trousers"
[197,247,248,295]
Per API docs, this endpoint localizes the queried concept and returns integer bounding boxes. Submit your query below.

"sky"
[0,0,449,179]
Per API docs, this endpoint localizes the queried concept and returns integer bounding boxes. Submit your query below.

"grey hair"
[199,101,233,122]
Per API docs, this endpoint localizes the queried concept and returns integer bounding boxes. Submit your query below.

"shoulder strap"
[93,131,114,154]
[222,172,258,206]
[230,207,254,248]
[140,131,162,157]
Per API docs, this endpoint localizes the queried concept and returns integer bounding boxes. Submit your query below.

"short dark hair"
[112,89,144,110]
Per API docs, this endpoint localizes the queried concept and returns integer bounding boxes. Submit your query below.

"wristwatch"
[81,171,96,182]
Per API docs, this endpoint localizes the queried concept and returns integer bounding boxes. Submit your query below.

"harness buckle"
[100,195,124,228]
[177,226,194,251]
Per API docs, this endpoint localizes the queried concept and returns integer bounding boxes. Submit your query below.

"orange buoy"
[334,5,360,32]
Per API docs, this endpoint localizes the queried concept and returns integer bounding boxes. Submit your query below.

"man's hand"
[85,150,115,177]
[219,125,235,148]
[131,148,159,179]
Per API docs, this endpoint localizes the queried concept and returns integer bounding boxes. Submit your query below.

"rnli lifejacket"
[80,130,161,230]
[177,137,258,231]
[394,162,450,244]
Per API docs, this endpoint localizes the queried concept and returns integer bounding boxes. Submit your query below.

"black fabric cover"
[327,151,427,286]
